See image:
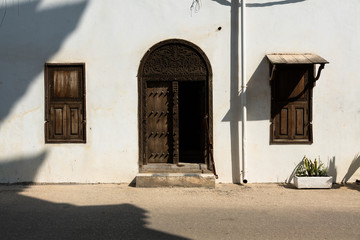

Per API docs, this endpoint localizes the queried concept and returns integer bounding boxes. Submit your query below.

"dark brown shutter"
[271,65,312,144]
[45,64,86,143]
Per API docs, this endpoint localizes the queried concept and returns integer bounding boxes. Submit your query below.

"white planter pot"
[294,176,333,189]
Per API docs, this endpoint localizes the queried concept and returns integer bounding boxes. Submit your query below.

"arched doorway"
[138,39,213,173]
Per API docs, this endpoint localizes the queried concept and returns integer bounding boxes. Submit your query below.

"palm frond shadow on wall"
[0,0,88,123]
[0,0,88,183]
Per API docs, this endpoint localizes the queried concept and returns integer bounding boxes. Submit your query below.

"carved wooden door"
[145,81,176,163]
[139,39,212,169]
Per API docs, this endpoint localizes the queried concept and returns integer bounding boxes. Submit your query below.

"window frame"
[45,63,86,144]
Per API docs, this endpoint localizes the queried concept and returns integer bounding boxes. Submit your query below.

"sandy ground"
[0,183,359,240]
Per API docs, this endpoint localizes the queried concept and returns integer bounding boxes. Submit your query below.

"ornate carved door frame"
[138,39,213,172]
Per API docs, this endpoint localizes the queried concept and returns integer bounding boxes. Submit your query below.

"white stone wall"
[0,0,359,183]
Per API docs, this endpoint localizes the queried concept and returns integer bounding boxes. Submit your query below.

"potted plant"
[294,156,333,189]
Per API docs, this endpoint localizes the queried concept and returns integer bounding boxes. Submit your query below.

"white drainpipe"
[241,0,248,183]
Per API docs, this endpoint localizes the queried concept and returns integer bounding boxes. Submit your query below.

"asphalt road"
[0,183,359,240]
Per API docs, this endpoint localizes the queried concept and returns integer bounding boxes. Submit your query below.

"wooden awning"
[266,53,329,65]
[266,53,329,82]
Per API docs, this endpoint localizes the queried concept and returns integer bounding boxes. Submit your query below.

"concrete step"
[136,173,215,188]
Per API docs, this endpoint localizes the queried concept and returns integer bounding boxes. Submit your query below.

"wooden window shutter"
[270,65,313,144]
[45,63,86,143]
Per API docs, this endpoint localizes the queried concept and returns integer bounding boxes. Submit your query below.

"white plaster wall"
[0,0,232,183]
[245,0,360,183]
[0,0,359,183]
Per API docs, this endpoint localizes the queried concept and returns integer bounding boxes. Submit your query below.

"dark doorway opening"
[179,81,205,163]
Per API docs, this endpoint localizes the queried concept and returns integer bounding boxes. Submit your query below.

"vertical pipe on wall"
[241,0,248,183]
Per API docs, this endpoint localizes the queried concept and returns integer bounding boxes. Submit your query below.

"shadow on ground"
[330,183,360,192]
[0,153,187,238]
[344,182,360,192]
[0,186,189,240]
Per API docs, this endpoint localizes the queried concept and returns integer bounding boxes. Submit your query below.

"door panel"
[68,103,83,140]
[293,102,309,139]
[273,102,309,140]
[145,82,173,163]
[52,105,66,138]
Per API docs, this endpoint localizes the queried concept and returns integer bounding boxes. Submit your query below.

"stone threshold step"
[136,173,215,188]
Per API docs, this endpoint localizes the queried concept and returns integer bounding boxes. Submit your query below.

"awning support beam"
[314,63,326,81]
[269,64,277,82]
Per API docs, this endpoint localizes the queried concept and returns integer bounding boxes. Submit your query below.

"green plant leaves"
[295,156,328,177]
